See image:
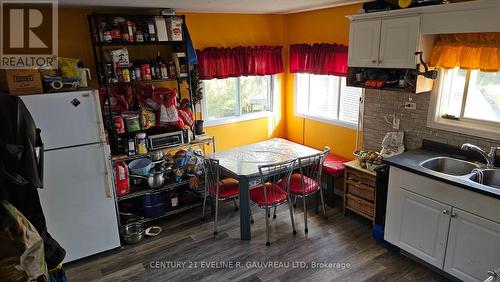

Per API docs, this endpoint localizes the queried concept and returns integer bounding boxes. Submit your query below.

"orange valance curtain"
[430,33,500,72]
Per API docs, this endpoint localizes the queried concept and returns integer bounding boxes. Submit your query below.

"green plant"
[190,67,203,117]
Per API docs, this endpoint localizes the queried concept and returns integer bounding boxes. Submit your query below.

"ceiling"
[58,0,367,14]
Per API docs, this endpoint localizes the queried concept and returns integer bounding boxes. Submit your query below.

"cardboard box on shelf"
[0,69,43,95]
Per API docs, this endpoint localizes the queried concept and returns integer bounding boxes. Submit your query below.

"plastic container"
[128,158,152,176]
[144,203,166,219]
[135,132,148,154]
[143,191,165,206]
[114,161,129,196]
[122,111,141,132]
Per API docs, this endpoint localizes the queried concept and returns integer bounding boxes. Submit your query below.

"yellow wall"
[184,13,287,151]
[56,5,362,155]
[57,8,286,152]
[285,4,362,160]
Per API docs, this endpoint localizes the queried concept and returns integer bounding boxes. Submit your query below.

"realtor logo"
[1,0,58,69]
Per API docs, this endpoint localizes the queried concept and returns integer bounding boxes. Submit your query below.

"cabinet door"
[378,16,420,69]
[444,208,500,282]
[347,20,381,67]
[398,189,451,268]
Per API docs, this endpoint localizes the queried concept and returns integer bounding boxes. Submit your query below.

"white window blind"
[295,74,362,126]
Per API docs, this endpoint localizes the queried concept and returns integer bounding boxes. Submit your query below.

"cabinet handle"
[451,212,457,218]
[442,210,448,214]
[378,60,383,64]
[372,60,377,64]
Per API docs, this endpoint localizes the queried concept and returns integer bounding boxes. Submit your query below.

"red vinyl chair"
[201,157,239,235]
[288,147,330,233]
[250,159,296,246]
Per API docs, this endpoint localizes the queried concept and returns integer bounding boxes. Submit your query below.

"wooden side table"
[343,160,377,222]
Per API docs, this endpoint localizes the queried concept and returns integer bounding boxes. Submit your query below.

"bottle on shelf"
[111,19,122,43]
[168,61,177,79]
[156,52,169,79]
[126,20,134,42]
[146,19,157,42]
[101,21,112,43]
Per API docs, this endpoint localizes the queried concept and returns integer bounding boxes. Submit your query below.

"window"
[295,73,363,127]
[202,75,273,125]
[429,68,500,139]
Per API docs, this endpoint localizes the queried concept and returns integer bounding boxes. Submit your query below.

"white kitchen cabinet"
[398,189,451,268]
[348,16,420,69]
[378,16,420,69]
[347,20,381,67]
[385,167,500,281]
[444,208,500,282]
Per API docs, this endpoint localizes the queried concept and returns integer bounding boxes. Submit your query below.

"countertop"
[344,160,377,177]
[384,149,500,199]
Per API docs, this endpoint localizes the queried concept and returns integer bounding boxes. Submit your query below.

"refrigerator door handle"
[92,90,107,143]
[101,143,112,198]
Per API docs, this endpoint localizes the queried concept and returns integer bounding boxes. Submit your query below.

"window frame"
[201,75,275,127]
[427,68,500,140]
[293,73,364,130]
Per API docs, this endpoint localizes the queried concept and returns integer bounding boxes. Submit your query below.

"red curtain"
[196,46,284,79]
[289,43,348,76]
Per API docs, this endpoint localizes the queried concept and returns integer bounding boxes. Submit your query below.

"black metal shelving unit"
[87,13,211,240]
[88,13,196,155]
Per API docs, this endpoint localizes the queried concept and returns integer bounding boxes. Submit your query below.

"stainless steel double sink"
[419,157,500,189]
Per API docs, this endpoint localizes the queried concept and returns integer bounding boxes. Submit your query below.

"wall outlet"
[393,116,400,130]
[405,102,417,110]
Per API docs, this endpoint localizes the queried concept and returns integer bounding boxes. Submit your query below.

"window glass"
[440,68,467,117]
[240,76,270,114]
[437,68,500,125]
[204,77,237,120]
[204,76,272,121]
[463,71,500,123]
[309,75,339,119]
[296,73,309,115]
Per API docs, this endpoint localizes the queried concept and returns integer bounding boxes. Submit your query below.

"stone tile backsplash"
[362,89,500,152]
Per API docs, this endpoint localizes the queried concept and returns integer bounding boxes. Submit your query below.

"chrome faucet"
[461,143,500,168]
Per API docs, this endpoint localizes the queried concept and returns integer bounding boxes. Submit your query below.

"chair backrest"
[297,147,331,193]
[203,157,220,196]
[257,159,296,206]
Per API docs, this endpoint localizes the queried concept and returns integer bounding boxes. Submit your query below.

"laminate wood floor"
[65,198,451,282]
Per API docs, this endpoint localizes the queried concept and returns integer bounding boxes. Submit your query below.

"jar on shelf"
[113,115,125,134]
[135,132,148,154]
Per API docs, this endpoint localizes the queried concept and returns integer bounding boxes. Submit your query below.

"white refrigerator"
[21,90,120,263]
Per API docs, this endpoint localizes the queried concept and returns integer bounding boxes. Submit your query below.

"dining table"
[209,138,321,240]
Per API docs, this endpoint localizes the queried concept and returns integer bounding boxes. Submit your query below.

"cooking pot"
[130,169,165,188]
[149,151,164,162]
